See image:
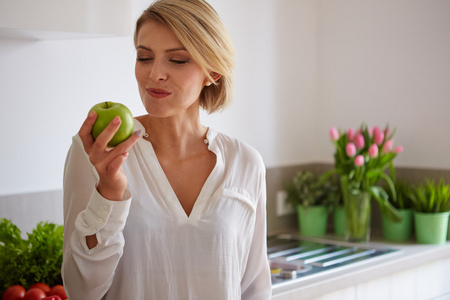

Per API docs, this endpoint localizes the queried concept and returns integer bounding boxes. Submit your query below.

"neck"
[137,114,208,160]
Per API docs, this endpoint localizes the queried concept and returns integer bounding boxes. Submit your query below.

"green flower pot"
[381,209,412,242]
[448,218,450,241]
[297,205,328,237]
[414,211,450,244]
[333,205,346,237]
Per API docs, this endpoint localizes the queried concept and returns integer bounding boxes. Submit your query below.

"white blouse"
[62,120,272,300]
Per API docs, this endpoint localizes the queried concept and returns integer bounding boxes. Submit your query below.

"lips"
[147,88,172,99]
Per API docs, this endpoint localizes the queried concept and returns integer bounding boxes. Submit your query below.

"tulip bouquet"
[329,124,404,241]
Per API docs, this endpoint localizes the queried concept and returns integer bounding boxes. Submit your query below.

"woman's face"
[135,21,207,118]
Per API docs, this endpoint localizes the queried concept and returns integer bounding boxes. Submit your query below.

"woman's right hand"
[78,111,141,201]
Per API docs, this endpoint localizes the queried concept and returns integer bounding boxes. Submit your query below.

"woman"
[62,0,271,299]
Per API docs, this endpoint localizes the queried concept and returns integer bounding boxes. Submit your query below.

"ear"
[210,72,221,82]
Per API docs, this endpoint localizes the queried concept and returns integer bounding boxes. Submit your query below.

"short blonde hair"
[134,0,235,113]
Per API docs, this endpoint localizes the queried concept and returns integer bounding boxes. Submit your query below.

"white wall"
[0,36,144,195]
[0,0,449,196]
[202,0,320,167]
[315,0,450,169]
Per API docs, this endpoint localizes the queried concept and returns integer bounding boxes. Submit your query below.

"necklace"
[142,131,209,145]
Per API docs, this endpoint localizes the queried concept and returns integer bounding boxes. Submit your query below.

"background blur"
[1,0,449,196]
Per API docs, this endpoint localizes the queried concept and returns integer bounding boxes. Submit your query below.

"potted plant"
[285,170,334,237]
[382,181,414,242]
[329,124,404,242]
[321,174,345,237]
[410,179,450,244]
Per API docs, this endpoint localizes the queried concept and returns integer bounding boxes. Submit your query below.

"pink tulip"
[346,142,357,157]
[354,134,365,149]
[347,128,356,141]
[393,146,404,154]
[367,127,373,137]
[382,140,393,153]
[330,127,339,141]
[372,126,381,138]
[385,127,391,139]
[368,144,378,158]
[374,131,385,146]
[354,155,364,167]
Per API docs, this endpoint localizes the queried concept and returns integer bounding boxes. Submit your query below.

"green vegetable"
[0,218,64,294]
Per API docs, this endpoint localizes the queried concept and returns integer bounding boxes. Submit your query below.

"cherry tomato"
[23,288,46,300]
[2,285,26,300]
[48,286,67,300]
[29,283,51,296]
[43,296,62,300]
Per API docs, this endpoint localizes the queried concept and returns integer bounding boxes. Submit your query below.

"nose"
[149,60,167,82]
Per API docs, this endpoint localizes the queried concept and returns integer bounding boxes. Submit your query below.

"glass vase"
[344,189,371,242]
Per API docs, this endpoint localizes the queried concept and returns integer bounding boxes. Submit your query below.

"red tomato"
[2,285,26,300]
[42,296,62,300]
[29,283,51,296]
[48,286,66,300]
[23,288,46,300]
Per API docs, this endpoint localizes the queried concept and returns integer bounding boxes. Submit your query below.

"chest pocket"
[200,187,257,241]
[220,187,257,214]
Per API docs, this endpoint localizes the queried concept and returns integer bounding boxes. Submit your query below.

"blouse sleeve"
[61,135,131,300]
[241,167,272,299]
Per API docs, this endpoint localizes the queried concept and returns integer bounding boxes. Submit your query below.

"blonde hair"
[134,0,235,113]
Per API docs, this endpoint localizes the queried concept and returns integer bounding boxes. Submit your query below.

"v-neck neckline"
[134,119,222,222]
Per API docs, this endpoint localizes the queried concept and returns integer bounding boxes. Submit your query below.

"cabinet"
[311,258,450,300]
[0,0,134,39]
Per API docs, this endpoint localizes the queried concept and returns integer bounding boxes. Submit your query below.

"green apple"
[89,101,134,147]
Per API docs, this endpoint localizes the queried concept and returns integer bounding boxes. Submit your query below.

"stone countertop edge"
[270,233,450,299]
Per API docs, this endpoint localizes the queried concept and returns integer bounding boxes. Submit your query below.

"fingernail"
[134,130,142,137]
[88,111,96,118]
[113,116,121,124]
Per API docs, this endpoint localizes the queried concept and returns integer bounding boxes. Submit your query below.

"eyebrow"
[136,45,187,53]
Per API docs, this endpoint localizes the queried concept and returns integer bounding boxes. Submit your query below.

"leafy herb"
[0,218,64,294]
[285,170,341,210]
[410,179,450,213]
[386,181,414,209]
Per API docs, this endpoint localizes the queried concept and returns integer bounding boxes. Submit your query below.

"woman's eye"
[170,59,188,64]
[136,57,152,62]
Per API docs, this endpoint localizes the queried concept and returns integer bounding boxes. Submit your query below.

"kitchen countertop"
[270,232,450,299]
